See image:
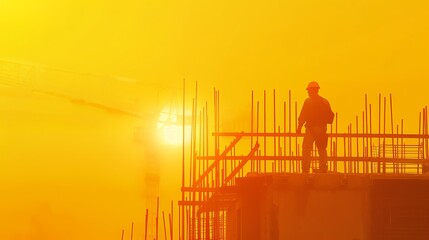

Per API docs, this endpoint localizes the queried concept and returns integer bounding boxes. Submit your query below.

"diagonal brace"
[223,142,260,186]
[193,135,242,187]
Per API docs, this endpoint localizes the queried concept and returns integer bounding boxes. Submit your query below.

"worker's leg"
[302,128,315,173]
[314,127,328,173]
[317,147,328,172]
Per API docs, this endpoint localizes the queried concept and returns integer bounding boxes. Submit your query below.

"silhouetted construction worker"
[297,81,334,173]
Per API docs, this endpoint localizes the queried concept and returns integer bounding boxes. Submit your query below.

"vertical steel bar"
[369,104,373,173]
[213,89,217,187]
[335,112,338,172]
[349,124,352,173]
[190,98,196,238]
[343,134,346,174]
[273,89,277,172]
[390,94,395,173]
[205,211,209,240]
[356,116,359,173]
[383,96,386,173]
[163,212,167,240]
[131,222,134,240]
[251,91,254,172]
[422,108,425,174]
[264,90,267,172]
[145,209,149,240]
[189,99,195,188]
[181,79,185,240]
[362,111,365,172]
[197,110,202,239]
[205,101,209,205]
[157,198,160,240]
[230,149,234,184]
[365,94,369,172]
[400,120,404,173]
[171,201,174,240]
[289,90,292,171]
[295,101,298,172]
[199,109,203,179]
[362,111,366,172]
[378,94,381,173]
[257,101,260,172]
[330,118,333,171]
[186,208,189,240]
[214,89,219,239]
[396,124,399,173]
[278,126,282,172]
[201,107,205,188]
[346,123,348,173]
[416,111,422,173]
[284,101,287,172]
[420,111,423,161]
[425,106,429,164]
[194,83,198,183]
[169,213,173,240]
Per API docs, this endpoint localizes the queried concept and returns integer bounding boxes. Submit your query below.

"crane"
[1,59,190,239]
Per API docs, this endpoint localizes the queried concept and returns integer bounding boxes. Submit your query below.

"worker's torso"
[301,95,333,127]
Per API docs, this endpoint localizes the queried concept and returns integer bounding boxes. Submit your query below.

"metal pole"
[295,101,298,172]
[424,106,429,164]
[289,90,292,171]
[390,94,395,169]
[169,213,173,240]
[131,222,134,240]
[335,112,338,172]
[171,201,174,240]
[356,116,359,173]
[145,209,149,240]
[273,89,277,172]
[156,197,159,240]
[257,101,260,172]
[264,90,267,172]
[284,101,287,172]
[378,93,381,173]
[251,91,254,171]
[163,211,167,240]
[181,79,185,240]
[369,104,373,173]
[362,111,365,172]
[365,94,369,169]
[383,96,387,173]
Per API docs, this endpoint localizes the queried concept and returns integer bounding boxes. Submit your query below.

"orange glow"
[1,0,428,239]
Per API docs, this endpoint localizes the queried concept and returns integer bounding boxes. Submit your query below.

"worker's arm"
[296,99,309,133]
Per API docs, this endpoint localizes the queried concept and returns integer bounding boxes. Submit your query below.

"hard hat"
[306,81,320,90]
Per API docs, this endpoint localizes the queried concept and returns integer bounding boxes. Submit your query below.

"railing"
[179,131,429,239]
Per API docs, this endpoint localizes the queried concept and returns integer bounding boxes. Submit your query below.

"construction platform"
[227,173,429,240]
[179,88,429,240]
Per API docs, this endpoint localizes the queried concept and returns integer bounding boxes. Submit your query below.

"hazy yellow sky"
[1,0,428,123]
[1,0,428,239]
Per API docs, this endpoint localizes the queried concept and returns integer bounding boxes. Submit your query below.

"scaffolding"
[179,88,429,240]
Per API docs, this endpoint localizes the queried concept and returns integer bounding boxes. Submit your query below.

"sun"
[157,106,191,145]
[161,124,191,145]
